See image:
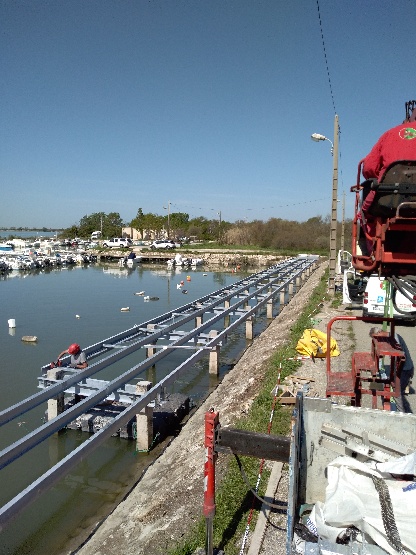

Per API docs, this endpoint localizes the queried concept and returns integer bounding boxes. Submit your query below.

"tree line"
[60,210,352,253]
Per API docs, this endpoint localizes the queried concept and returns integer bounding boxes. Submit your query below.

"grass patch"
[330,292,343,309]
[179,243,328,257]
[169,270,329,555]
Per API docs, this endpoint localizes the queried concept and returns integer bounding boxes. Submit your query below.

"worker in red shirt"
[362,109,416,211]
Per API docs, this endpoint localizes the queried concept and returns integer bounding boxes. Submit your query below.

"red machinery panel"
[351,160,416,276]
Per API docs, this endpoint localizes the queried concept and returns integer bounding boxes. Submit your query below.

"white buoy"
[8,319,16,328]
[120,307,130,312]
[75,314,80,319]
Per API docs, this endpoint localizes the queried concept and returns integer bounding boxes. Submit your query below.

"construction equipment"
[325,315,405,410]
[341,100,416,405]
[351,100,416,277]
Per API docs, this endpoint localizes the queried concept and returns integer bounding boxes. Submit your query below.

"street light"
[311,133,334,153]
[311,114,339,293]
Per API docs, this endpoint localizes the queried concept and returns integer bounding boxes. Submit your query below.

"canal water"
[0,230,59,240]
[0,262,278,555]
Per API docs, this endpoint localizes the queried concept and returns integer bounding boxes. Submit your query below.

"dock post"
[47,368,65,420]
[266,299,273,319]
[146,343,157,358]
[223,299,230,327]
[295,275,301,291]
[135,381,153,450]
[208,330,220,376]
[246,316,254,340]
[279,288,286,312]
[196,314,203,327]
[136,380,152,395]
[136,406,153,452]
[146,324,157,358]
[288,280,294,298]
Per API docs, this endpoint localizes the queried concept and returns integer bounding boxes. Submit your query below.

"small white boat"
[0,242,14,252]
[7,255,24,271]
[126,256,142,267]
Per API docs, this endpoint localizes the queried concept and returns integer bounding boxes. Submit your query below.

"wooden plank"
[278,397,297,405]
[217,428,290,461]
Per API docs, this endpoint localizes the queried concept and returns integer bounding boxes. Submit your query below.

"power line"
[315,0,337,114]
[181,198,334,220]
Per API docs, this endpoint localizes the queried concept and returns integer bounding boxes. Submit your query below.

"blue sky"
[1,0,415,229]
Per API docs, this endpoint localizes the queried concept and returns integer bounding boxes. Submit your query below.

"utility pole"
[164,201,171,238]
[167,201,170,238]
[311,114,339,293]
[340,190,345,259]
[329,114,339,293]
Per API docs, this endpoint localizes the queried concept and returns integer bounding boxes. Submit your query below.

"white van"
[363,274,416,319]
[91,231,102,240]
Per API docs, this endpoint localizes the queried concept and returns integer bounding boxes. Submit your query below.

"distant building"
[122,227,143,240]
[122,227,168,241]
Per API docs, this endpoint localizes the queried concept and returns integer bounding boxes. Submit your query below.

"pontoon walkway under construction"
[0,255,318,529]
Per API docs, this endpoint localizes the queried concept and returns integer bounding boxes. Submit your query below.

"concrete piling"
[208,330,220,375]
[47,368,65,420]
[136,405,154,452]
[135,381,154,451]
[246,316,254,340]
[146,324,157,358]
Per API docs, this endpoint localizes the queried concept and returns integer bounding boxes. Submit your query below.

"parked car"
[102,238,133,248]
[362,274,416,319]
[150,240,180,250]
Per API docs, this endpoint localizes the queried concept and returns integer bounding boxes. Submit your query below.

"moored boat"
[0,242,14,252]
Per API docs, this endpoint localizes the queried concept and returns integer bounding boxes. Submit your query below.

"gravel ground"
[257,299,356,555]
